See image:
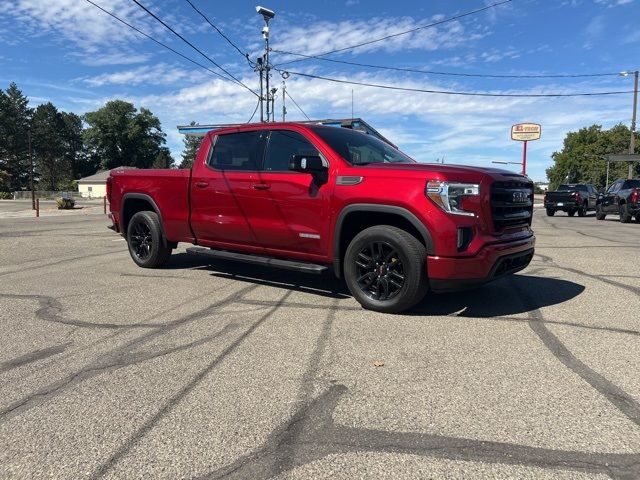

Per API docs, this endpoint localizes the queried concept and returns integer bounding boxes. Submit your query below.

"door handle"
[195,181,209,188]
[252,183,270,190]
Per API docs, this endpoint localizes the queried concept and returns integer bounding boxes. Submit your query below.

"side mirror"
[289,154,326,174]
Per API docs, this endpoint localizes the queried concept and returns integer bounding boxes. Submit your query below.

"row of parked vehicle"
[543,179,640,223]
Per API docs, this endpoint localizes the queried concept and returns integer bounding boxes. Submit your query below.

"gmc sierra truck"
[543,183,598,217]
[108,122,535,313]
[596,178,640,223]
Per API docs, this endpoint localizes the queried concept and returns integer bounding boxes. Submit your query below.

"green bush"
[0,192,12,200]
[56,197,75,209]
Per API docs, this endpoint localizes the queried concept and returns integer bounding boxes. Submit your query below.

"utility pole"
[256,6,275,122]
[621,70,638,178]
[282,79,287,121]
[28,127,35,210]
[256,57,264,122]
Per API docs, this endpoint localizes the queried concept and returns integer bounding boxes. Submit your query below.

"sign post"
[511,123,541,176]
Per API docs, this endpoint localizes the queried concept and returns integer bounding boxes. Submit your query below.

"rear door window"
[208,131,264,171]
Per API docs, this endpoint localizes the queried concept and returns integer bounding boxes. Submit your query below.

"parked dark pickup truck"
[543,184,598,217]
[107,122,535,313]
[596,178,640,223]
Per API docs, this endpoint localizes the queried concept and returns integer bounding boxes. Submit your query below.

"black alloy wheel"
[578,203,587,217]
[596,204,606,220]
[354,241,405,301]
[130,220,153,261]
[126,210,172,268]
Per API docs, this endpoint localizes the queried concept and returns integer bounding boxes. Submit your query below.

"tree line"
[0,82,198,194]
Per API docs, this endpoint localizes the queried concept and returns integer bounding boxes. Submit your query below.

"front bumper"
[427,235,535,292]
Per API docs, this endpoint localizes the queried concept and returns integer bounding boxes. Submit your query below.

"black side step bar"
[186,247,329,274]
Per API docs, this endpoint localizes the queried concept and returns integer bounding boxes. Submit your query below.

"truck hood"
[356,162,531,182]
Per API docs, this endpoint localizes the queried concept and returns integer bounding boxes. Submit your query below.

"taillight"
[543,192,547,203]
[631,188,639,204]
[106,176,112,203]
[572,191,582,202]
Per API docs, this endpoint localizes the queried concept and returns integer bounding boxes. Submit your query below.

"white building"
[77,167,134,198]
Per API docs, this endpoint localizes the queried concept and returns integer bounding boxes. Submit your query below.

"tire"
[619,203,632,223]
[126,211,172,268]
[546,208,555,217]
[343,225,428,314]
[577,203,587,217]
[568,210,576,217]
[595,204,606,220]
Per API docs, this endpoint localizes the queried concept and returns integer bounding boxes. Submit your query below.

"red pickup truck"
[108,122,535,313]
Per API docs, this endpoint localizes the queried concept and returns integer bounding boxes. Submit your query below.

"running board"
[186,247,329,274]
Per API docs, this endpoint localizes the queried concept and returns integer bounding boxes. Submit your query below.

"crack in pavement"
[91,289,293,479]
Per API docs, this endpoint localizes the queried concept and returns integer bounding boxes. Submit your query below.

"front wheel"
[344,225,428,314]
[595,204,606,220]
[619,204,632,223]
[568,210,576,217]
[546,208,555,217]
[126,211,172,268]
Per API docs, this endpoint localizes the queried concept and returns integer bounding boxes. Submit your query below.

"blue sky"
[0,0,638,181]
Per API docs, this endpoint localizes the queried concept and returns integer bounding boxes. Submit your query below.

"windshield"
[309,126,415,165]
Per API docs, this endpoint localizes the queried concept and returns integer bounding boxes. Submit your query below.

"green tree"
[0,83,33,191]
[83,100,169,170]
[152,147,175,169]
[179,121,203,169]
[32,102,68,191]
[546,124,638,190]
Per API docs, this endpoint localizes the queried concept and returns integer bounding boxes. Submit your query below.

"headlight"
[426,181,480,217]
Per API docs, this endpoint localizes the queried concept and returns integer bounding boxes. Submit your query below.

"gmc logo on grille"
[512,191,527,203]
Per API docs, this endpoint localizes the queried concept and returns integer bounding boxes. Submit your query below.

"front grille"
[491,180,533,231]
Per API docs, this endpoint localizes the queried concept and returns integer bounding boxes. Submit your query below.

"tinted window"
[309,125,414,165]
[264,130,320,172]
[608,180,623,193]
[209,131,263,171]
[624,180,640,189]
[557,184,586,191]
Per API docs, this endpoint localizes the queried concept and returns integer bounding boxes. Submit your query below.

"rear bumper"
[544,202,580,211]
[427,235,535,292]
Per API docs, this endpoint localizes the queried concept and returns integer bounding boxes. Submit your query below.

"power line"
[276,0,513,67]
[272,50,621,79]
[183,0,251,64]
[284,90,310,120]
[84,0,236,84]
[131,0,258,96]
[246,97,261,123]
[277,70,635,98]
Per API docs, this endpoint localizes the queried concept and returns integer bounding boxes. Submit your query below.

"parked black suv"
[544,184,598,217]
[596,179,640,223]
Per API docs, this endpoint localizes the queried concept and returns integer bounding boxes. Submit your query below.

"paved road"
[0,208,639,479]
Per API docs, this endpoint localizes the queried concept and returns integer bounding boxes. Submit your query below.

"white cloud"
[82,63,206,86]
[594,0,633,5]
[269,15,487,60]
[75,52,153,67]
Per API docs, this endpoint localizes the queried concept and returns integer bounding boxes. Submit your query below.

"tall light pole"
[28,127,35,210]
[256,6,275,122]
[620,70,638,179]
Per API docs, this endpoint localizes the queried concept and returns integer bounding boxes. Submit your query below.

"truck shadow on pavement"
[165,253,584,318]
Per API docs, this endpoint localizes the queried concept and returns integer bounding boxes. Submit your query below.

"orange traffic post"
[35,198,39,218]
[103,196,107,214]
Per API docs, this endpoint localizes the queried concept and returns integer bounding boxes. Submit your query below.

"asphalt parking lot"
[1,206,639,479]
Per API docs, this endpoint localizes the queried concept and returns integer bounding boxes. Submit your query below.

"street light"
[619,70,638,178]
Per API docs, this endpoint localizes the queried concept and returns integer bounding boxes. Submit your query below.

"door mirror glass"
[289,154,326,174]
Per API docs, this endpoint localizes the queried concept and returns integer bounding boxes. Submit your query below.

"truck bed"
[109,168,193,242]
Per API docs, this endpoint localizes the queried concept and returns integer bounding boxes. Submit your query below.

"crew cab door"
[602,180,623,213]
[189,130,267,247]
[249,129,332,257]
[587,185,598,208]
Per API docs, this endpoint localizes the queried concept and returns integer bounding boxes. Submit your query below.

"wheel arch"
[332,204,434,278]
[121,193,170,247]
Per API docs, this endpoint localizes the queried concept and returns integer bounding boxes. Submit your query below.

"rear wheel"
[546,208,555,217]
[619,203,632,223]
[568,210,576,217]
[344,225,428,314]
[577,203,587,217]
[595,204,606,220]
[126,211,172,268]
